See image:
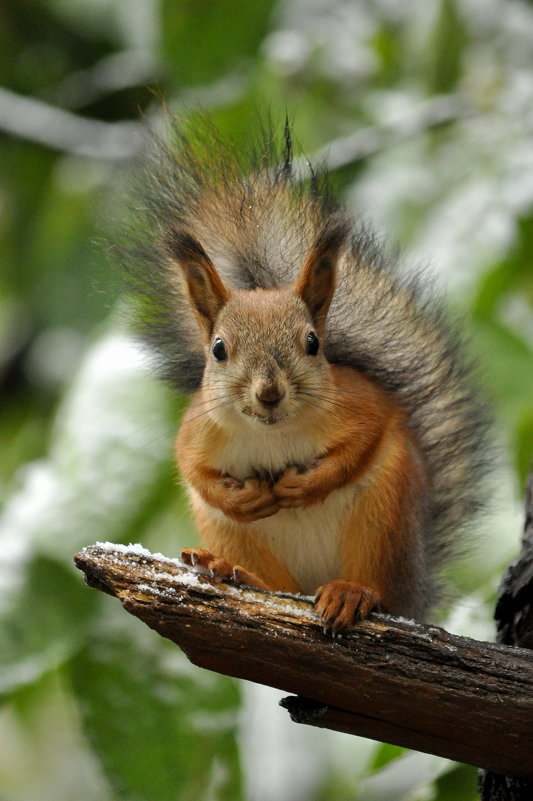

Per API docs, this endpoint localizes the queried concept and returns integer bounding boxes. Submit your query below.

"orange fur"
[337,420,428,617]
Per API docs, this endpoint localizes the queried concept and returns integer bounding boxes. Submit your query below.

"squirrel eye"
[306,331,319,356]
[212,337,227,362]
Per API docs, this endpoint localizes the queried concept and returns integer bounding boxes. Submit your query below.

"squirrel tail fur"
[120,115,493,599]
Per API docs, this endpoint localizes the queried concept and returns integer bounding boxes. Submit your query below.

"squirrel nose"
[255,380,285,408]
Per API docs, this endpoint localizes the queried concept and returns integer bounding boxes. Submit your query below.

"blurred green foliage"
[1,1,532,799]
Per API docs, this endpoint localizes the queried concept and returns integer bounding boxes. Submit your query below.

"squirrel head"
[164,215,349,428]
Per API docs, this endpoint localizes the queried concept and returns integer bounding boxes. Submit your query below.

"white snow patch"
[88,541,318,621]
[0,330,176,608]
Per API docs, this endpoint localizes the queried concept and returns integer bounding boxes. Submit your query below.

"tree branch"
[0,86,142,160]
[0,73,245,161]
[0,85,469,167]
[293,93,473,175]
[74,543,533,781]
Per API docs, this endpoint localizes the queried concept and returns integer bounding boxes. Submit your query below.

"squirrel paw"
[315,579,381,635]
[180,547,270,590]
[273,461,322,508]
[180,547,234,582]
[220,476,280,523]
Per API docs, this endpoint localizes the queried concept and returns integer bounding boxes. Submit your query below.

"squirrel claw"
[315,579,381,634]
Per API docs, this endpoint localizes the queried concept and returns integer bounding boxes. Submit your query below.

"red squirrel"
[123,117,491,632]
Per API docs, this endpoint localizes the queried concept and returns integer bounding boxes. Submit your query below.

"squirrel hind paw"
[231,566,271,591]
[315,579,381,635]
[180,547,270,590]
[180,547,233,582]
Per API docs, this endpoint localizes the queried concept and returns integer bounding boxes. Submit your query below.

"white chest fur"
[206,422,357,594]
[211,419,323,481]
[251,484,357,593]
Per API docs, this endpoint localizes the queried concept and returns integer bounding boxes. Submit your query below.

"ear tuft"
[164,230,229,340]
[165,230,210,264]
[296,214,350,331]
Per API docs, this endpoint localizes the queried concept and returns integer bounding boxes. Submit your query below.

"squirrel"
[122,116,491,633]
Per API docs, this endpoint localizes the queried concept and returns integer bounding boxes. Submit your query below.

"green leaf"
[360,751,452,801]
[426,0,467,94]
[71,608,242,801]
[0,555,98,699]
[160,0,276,86]
[370,742,406,772]
[514,408,533,491]
[433,762,478,800]
[473,214,533,319]
[469,317,533,422]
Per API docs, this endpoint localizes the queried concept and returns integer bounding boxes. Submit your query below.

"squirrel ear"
[165,230,229,340]
[295,214,350,332]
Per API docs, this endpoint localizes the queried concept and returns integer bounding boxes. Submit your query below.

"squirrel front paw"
[180,547,269,589]
[216,476,280,523]
[315,579,381,634]
[181,546,234,582]
[273,461,323,508]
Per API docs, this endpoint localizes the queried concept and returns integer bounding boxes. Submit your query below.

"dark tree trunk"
[480,462,533,800]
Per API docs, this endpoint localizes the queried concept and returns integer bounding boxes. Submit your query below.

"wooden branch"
[74,543,533,780]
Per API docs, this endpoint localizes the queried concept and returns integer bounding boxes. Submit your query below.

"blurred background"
[1,1,532,799]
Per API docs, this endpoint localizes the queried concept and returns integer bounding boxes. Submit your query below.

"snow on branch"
[74,542,533,781]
